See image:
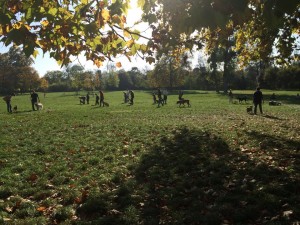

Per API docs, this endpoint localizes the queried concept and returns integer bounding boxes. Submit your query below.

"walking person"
[129,90,134,105]
[253,87,264,114]
[99,90,104,107]
[30,90,39,111]
[228,89,233,103]
[179,90,184,100]
[162,89,168,104]
[86,93,90,104]
[95,94,100,105]
[3,93,15,113]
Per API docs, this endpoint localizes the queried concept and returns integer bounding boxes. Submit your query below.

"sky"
[0,0,154,77]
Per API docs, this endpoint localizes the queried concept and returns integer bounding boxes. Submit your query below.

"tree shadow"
[75,127,299,224]
[262,114,285,120]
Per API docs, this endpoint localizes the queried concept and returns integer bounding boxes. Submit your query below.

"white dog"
[35,102,43,110]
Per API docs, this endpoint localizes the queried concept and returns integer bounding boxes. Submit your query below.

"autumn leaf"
[101,9,110,21]
[116,62,122,68]
[37,206,47,212]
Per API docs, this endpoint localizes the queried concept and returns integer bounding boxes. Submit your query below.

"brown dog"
[103,102,109,107]
[246,106,253,113]
[177,99,191,107]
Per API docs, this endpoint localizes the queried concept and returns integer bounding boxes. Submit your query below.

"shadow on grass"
[75,127,299,225]
[262,114,285,120]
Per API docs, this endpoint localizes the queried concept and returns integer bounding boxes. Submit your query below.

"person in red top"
[2,93,15,113]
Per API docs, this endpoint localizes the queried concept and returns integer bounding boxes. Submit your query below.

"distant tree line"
[1,47,299,94]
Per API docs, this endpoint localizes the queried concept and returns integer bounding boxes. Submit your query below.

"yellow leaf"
[137,0,145,8]
[32,50,39,58]
[41,20,49,27]
[101,9,110,21]
[12,22,22,29]
[116,62,122,68]
[94,59,103,67]
[124,30,130,38]
[126,39,134,47]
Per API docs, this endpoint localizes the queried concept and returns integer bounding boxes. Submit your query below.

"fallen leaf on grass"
[37,206,47,212]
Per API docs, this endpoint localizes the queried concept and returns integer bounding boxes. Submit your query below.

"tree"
[141,0,299,67]
[148,49,191,89]
[1,0,298,73]
[0,46,37,93]
[16,67,40,92]
[0,0,154,67]
[40,77,49,93]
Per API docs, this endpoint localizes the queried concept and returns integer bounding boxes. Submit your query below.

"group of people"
[123,90,135,105]
[2,90,40,113]
[152,88,168,106]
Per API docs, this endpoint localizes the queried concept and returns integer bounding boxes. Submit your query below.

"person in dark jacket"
[3,93,15,113]
[253,87,263,114]
[30,90,39,111]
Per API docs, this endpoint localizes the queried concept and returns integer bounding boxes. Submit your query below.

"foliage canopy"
[0,0,299,67]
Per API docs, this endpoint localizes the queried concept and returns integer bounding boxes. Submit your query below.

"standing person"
[162,89,168,104]
[3,93,15,113]
[228,89,233,103]
[152,91,157,104]
[129,90,134,105]
[253,87,263,114]
[123,91,128,103]
[99,90,104,107]
[86,93,90,104]
[30,90,39,111]
[157,88,162,101]
[179,90,184,100]
[95,94,100,105]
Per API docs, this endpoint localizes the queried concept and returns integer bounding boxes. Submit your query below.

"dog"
[237,96,247,103]
[13,105,18,113]
[246,106,253,113]
[177,99,191,107]
[35,102,43,110]
[103,102,109,107]
[79,96,86,104]
[269,101,281,106]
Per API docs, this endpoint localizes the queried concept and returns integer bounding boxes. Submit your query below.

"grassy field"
[0,90,299,225]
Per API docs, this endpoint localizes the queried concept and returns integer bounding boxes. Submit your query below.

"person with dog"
[30,90,40,111]
[99,90,104,107]
[253,87,264,114]
[3,93,15,113]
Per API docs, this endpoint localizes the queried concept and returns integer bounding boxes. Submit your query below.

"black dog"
[177,99,191,107]
[237,96,247,103]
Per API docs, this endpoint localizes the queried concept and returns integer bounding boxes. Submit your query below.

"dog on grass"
[177,99,191,107]
[269,101,281,106]
[237,96,247,103]
[246,106,253,113]
[103,102,109,107]
[35,102,43,110]
[13,105,18,113]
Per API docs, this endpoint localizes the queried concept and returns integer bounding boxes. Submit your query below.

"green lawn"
[0,90,299,224]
